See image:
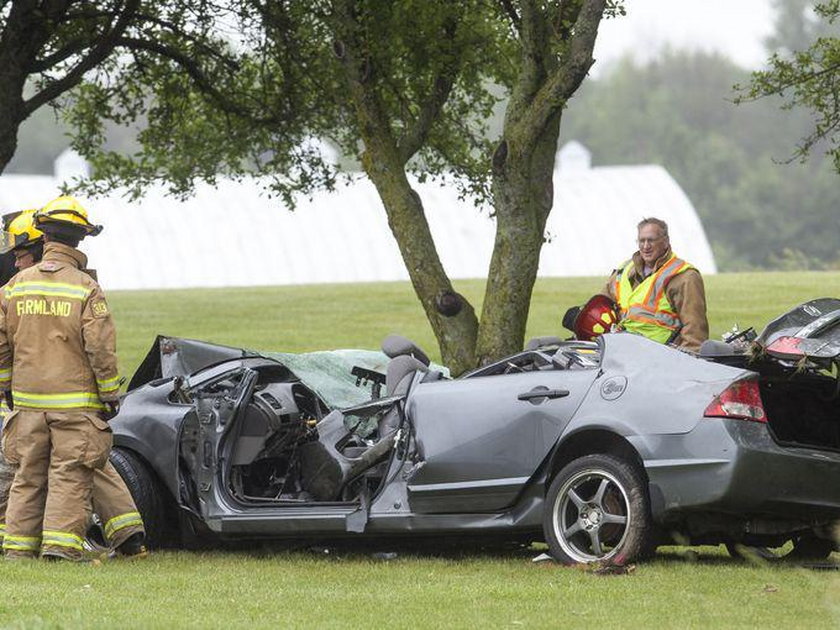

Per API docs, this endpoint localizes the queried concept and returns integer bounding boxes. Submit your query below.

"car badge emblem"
[600,376,627,401]
[803,305,821,317]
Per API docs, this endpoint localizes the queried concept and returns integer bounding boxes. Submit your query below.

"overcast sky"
[593,0,776,73]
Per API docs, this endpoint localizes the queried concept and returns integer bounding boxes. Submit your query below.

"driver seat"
[299,335,432,501]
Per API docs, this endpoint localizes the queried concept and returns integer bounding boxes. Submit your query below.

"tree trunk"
[0,5,33,175]
[361,146,479,375]
[473,0,606,364]
[335,0,480,375]
[0,115,20,175]
[477,111,562,364]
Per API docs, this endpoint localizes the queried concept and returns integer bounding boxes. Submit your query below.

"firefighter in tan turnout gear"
[0,208,146,558]
[0,197,144,560]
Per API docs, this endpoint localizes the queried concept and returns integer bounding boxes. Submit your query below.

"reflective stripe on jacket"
[0,243,120,411]
[613,253,694,344]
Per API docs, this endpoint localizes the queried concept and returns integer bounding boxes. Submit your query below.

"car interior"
[179,335,446,507]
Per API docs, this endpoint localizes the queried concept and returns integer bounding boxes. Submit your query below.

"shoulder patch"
[39,261,61,272]
[90,299,109,318]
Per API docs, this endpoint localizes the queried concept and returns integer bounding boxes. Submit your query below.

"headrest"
[699,339,735,357]
[386,355,429,397]
[381,334,430,366]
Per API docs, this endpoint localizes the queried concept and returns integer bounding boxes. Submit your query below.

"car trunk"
[709,298,840,452]
[757,369,840,451]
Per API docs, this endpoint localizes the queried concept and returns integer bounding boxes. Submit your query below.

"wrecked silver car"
[101,299,840,564]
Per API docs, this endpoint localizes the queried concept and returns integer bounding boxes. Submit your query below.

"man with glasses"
[599,217,708,351]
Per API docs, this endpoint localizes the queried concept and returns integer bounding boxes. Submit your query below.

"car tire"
[543,453,652,565]
[108,447,174,549]
[727,535,835,562]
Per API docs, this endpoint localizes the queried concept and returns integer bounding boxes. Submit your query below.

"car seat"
[299,335,433,501]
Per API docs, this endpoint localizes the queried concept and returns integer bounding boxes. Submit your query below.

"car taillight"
[704,378,766,423]
[765,336,805,358]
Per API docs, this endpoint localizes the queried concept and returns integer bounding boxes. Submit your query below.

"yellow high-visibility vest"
[613,254,694,344]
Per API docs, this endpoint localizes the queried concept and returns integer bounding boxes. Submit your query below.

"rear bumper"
[642,418,840,526]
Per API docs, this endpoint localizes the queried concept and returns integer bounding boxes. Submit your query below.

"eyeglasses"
[637,236,664,246]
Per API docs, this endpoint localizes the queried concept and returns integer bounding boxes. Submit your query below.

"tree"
[0,2,245,176]
[66,1,620,374]
[737,0,840,171]
[562,49,840,271]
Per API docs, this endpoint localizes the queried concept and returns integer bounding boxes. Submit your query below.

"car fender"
[546,417,645,474]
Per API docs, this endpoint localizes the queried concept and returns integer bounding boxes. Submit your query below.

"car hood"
[128,335,392,410]
[128,335,259,390]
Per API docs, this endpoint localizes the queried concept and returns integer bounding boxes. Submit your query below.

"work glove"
[3,391,12,411]
[101,400,120,421]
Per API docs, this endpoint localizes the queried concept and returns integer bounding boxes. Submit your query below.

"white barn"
[0,144,716,291]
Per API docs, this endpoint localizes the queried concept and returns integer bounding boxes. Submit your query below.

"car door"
[405,368,598,513]
[179,366,259,522]
[179,366,358,535]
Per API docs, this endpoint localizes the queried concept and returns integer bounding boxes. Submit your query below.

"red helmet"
[568,295,619,341]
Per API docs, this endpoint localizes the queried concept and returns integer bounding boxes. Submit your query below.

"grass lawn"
[3,271,840,629]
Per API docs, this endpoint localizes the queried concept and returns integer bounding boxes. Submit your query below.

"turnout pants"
[0,455,144,551]
[0,445,12,545]
[93,461,144,548]
[0,406,13,543]
[1,410,112,560]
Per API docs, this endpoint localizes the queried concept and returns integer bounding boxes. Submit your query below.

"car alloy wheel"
[543,453,652,564]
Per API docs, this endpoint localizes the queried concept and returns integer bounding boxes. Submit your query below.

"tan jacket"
[601,248,709,352]
[0,242,120,410]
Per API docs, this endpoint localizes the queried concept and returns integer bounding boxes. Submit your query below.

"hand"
[101,400,120,421]
[3,391,12,411]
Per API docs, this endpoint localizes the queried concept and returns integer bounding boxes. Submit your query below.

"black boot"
[115,532,149,559]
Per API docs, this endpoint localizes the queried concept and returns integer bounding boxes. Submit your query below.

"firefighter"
[0,197,139,561]
[601,217,708,351]
[0,209,35,547]
[0,208,147,558]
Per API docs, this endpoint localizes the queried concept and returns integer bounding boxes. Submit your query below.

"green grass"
[4,271,840,629]
[2,549,839,628]
[111,271,840,377]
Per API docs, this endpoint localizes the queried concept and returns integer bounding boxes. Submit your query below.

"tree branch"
[498,0,520,33]
[745,59,840,101]
[518,0,605,148]
[553,0,584,41]
[30,38,90,72]
[397,16,460,162]
[105,36,282,124]
[23,0,141,116]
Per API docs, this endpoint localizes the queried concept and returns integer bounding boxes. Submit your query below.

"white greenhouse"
[0,143,716,291]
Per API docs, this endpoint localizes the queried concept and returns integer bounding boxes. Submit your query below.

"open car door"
[179,367,259,522]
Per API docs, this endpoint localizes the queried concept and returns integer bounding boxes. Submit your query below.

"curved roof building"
[0,144,716,290]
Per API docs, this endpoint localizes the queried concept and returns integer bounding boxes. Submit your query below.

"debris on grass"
[371,552,398,560]
[590,563,636,576]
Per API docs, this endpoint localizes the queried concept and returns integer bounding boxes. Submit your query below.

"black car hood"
[128,335,261,391]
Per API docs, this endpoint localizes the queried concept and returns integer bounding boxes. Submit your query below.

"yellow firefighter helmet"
[0,209,44,254]
[34,195,102,237]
